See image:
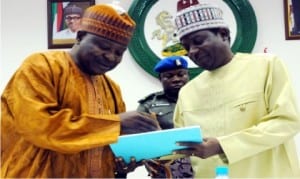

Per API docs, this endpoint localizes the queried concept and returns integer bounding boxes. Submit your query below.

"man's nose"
[188,45,199,57]
[189,45,199,53]
[171,75,182,82]
[104,53,116,62]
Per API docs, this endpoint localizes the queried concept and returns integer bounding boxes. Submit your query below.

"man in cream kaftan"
[172,1,300,177]
[174,53,300,178]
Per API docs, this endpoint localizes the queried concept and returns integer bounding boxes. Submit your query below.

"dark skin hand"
[115,157,172,178]
[143,159,173,178]
[173,137,224,158]
[114,157,144,177]
[119,111,161,135]
[115,112,161,176]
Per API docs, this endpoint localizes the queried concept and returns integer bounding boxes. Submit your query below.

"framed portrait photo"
[284,0,300,40]
[128,0,257,79]
[47,0,95,49]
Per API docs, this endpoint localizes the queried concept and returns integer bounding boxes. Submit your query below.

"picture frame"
[47,0,95,49]
[128,0,257,79]
[284,0,300,40]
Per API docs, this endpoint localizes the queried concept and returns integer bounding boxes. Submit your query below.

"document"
[109,126,202,163]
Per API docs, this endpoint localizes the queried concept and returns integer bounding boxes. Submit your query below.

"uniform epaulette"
[138,91,164,103]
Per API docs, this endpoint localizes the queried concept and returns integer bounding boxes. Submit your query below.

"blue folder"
[109,126,202,163]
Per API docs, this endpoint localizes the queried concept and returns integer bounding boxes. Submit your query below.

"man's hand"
[173,137,224,158]
[119,111,161,135]
[143,159,173,178]
[114,157,143,178]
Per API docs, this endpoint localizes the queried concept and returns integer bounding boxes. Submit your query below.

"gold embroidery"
[84,75,107,177]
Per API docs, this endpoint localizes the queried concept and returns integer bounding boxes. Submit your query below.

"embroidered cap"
[154,56,188,73]
[80,4,136,45]
[175,0,228,39]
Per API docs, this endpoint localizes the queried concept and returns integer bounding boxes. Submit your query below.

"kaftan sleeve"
[218,55,300,164]
[2,53,123,154]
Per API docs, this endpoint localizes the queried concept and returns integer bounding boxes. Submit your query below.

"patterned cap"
[80,4,136,45]
[154,56,188,73]
[175,0,228,39]
[64,5,83,16]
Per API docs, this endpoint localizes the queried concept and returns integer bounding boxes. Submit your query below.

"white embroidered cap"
[175,0,228,39]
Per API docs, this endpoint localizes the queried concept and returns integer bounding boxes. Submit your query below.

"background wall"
[1,0,300,178]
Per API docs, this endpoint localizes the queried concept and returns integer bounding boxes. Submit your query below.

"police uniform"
[137,91,176,130]
[137,56,188,129]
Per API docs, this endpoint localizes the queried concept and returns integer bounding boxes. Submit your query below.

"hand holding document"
[110,126,202,163]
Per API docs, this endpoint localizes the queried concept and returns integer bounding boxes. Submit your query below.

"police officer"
[137,56,192,178]
[137,56,189,129]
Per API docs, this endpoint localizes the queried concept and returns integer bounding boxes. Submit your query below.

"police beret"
[154,56,188,73]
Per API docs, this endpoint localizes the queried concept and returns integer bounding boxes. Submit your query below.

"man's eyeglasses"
[65,16,81,21]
